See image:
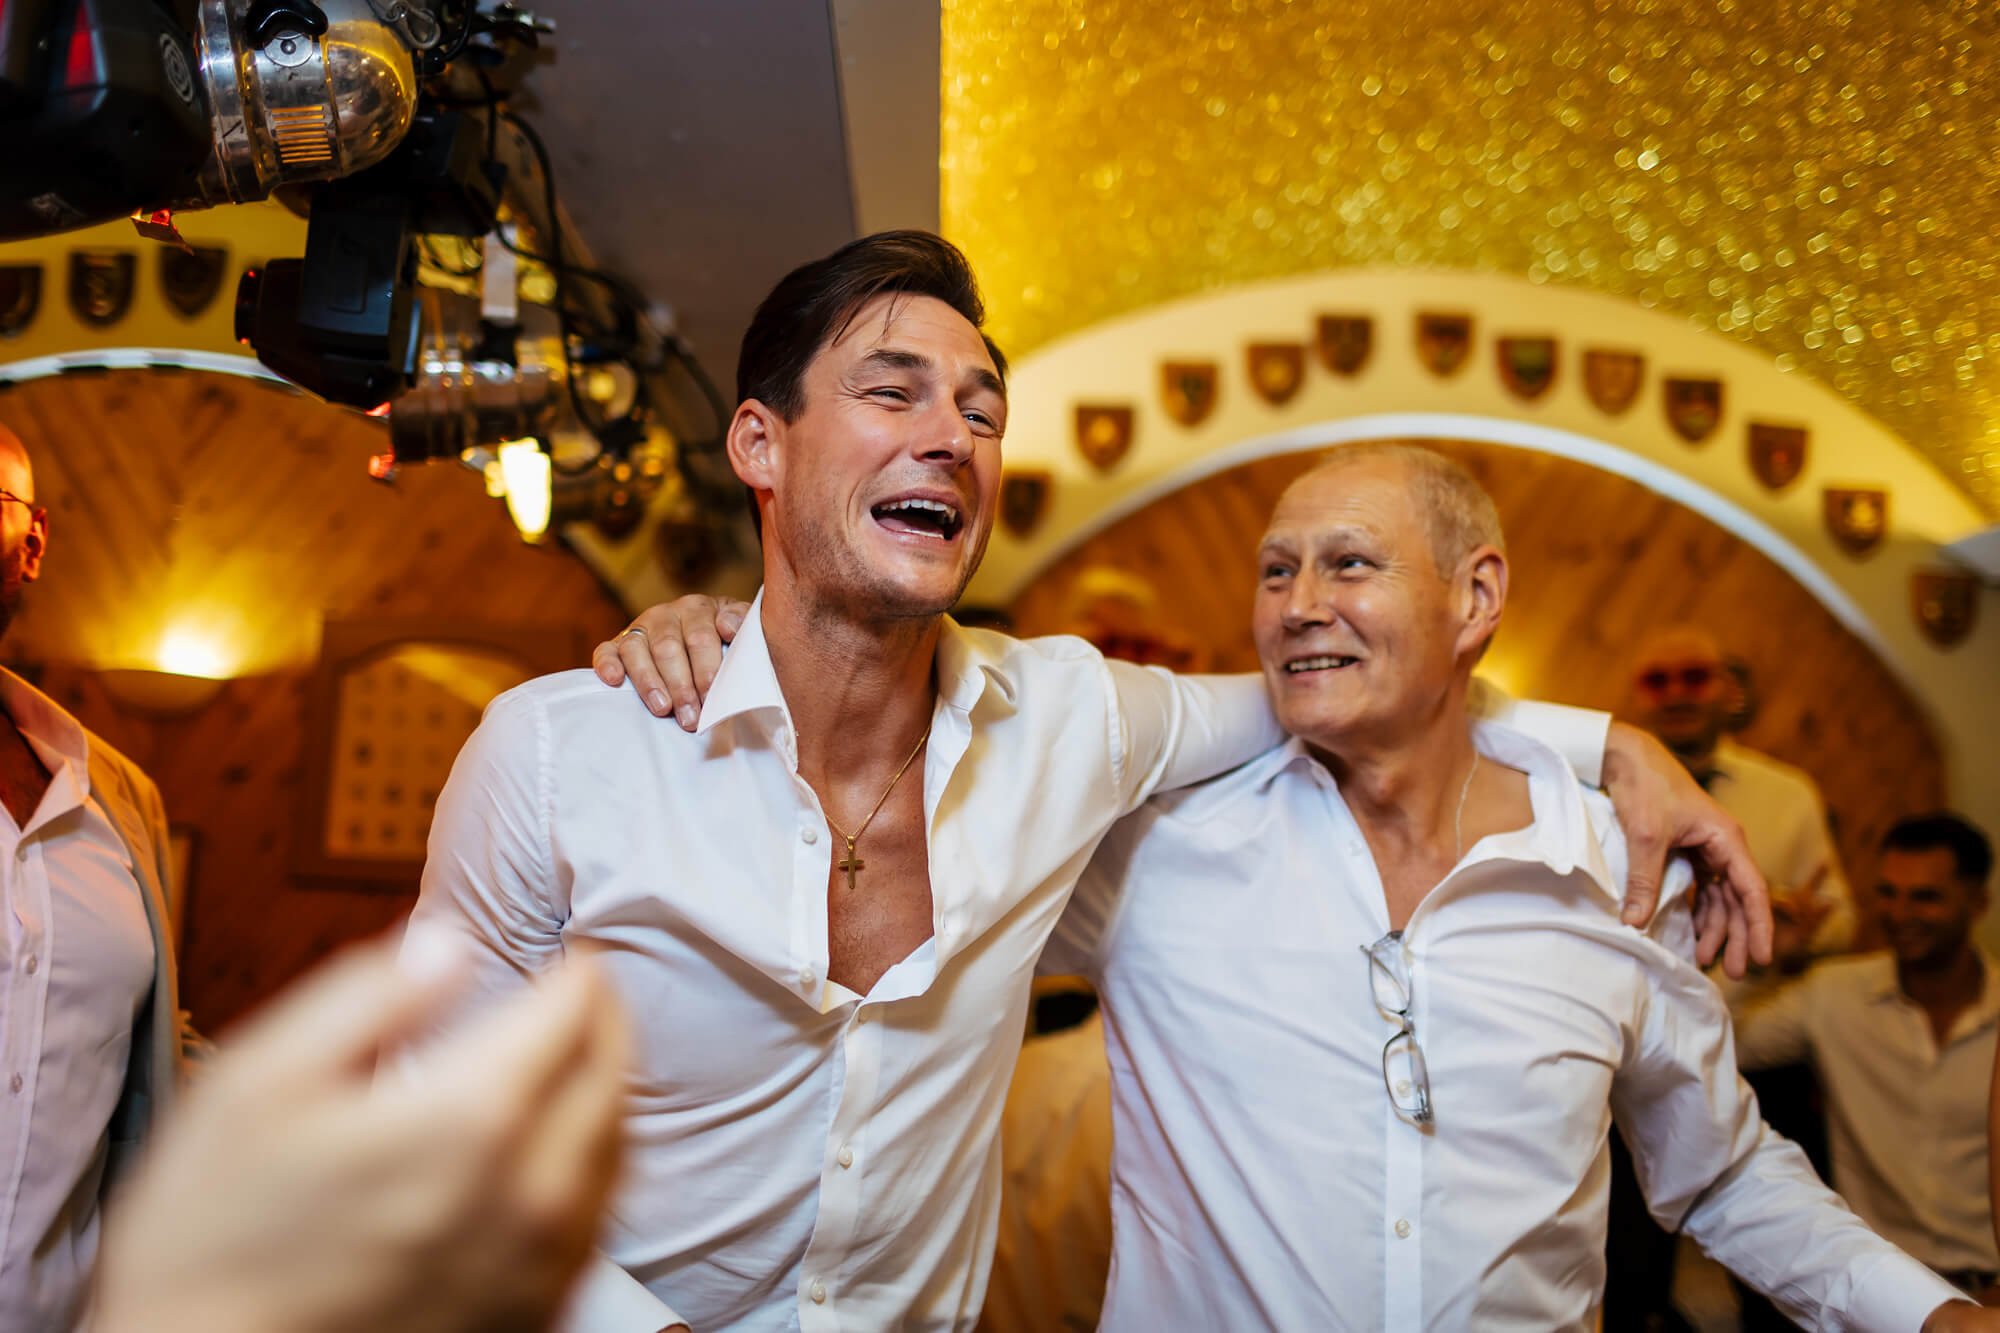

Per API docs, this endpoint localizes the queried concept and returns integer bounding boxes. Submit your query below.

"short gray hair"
[1312,442,1503,573]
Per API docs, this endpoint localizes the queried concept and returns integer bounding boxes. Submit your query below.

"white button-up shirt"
[1736,949,2000,1278]
[413,596,1616,1332]
[1044,723,1959,1332]
[414,598,1288,1332]
[0,671,155,1333]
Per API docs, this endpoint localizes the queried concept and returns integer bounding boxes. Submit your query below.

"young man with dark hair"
[421,231,1765,1332]
[1737,812,1999,1303]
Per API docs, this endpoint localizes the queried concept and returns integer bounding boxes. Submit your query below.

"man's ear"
[17,509,45,584]
[727,400,783,492]
[1458,546,1508,657]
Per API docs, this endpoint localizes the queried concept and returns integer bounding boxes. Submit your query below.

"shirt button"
[854,1007,869,1025]
[809,1279,827,1304]
[838,1146,855,1169]
[1395,1079,1411,1098]
[22,954,36,976]
[798,968,816,988]
[801,827,818,845]
[7,1074,19,1095]
[1395,1218,1413,1239]
[1346,840,1364,856]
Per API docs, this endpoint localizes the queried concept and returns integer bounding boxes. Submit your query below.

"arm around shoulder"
[1105,663,1282,806]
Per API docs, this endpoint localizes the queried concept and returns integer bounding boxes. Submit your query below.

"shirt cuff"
[558,1255,687,1333]
[1844,1249,1967,1333]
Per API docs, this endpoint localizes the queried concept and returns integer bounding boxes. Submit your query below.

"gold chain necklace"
[824,730,929,890]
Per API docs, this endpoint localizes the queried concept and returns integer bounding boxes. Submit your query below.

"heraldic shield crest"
[1748,423,1808,491]
[1663,376,1724,444]
[160,245,229,319]
[1911,570,1978,648]
[0,266,41,337]
[1000,472,1052,539]
[68,251,136,327]
[1246,343,1305,407]
[1823,487,1888,556]
[1582,349,1643,415]
[1497,337,1557,401]
[1161,362,1218,427]
[1074,404,1134,472]
[1316,314,1372,377]
[1416,313,1472,377]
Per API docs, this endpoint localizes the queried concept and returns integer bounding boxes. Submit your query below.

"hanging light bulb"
[497,438,552,542]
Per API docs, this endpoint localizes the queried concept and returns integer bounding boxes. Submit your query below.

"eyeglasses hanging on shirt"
[1363,931,1434,1124]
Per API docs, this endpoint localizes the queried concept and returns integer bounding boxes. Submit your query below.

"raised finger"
[222,931,471,1093]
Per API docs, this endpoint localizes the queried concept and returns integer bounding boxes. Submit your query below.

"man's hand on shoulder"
[1602,721,1773,978]
[591,595,751,730]
[1923,1300,2000,1331]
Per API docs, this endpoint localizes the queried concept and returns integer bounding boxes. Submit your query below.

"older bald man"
[0,421,187,1332]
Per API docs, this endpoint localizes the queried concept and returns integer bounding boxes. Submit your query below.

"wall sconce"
[99,626,233,717]
[99,668,226,718]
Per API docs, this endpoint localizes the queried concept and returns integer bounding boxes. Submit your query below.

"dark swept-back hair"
[736,229,1008,419]
[1881,811,1993,886]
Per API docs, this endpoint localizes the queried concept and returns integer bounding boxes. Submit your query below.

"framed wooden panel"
[293,619,581,886]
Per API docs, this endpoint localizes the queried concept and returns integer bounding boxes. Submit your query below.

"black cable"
[660,335,730,438]
[474,65,499,162]
[494,109,604,447]
[434,0,476,66]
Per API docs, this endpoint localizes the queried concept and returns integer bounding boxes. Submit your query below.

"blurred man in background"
[1737,813,1998,1305]
[1629,625,1853,969]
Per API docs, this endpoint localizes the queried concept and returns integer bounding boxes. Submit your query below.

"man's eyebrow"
[966,366,1006,401]
[853,347,933,375]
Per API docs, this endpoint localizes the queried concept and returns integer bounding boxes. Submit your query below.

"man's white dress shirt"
[1737,950,2000,1279]
[0,672,155,1333]
[1042,723,1958,1332]
[413,595,1614,1332]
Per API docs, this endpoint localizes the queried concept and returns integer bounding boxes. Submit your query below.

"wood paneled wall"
[1011,441,1947,927]
[0,372,627,1031]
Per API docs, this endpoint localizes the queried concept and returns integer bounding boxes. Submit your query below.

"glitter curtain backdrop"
[940,0,2000,513]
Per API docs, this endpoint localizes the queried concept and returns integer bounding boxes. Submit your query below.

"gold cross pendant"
[838,836,865,890]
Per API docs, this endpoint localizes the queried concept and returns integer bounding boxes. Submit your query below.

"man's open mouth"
[1285,655,1360,673]
[872,497,964,541]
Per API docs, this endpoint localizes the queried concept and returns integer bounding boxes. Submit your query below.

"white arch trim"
[1019,410,1896,682]
[0,349,288,385]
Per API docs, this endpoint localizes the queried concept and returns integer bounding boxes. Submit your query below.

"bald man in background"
[1618,623,1856,1331]
[0,422,188,1332]
[1630,624,1854,972]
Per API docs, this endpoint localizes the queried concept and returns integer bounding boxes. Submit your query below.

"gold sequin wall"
[940,0,2000,513]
